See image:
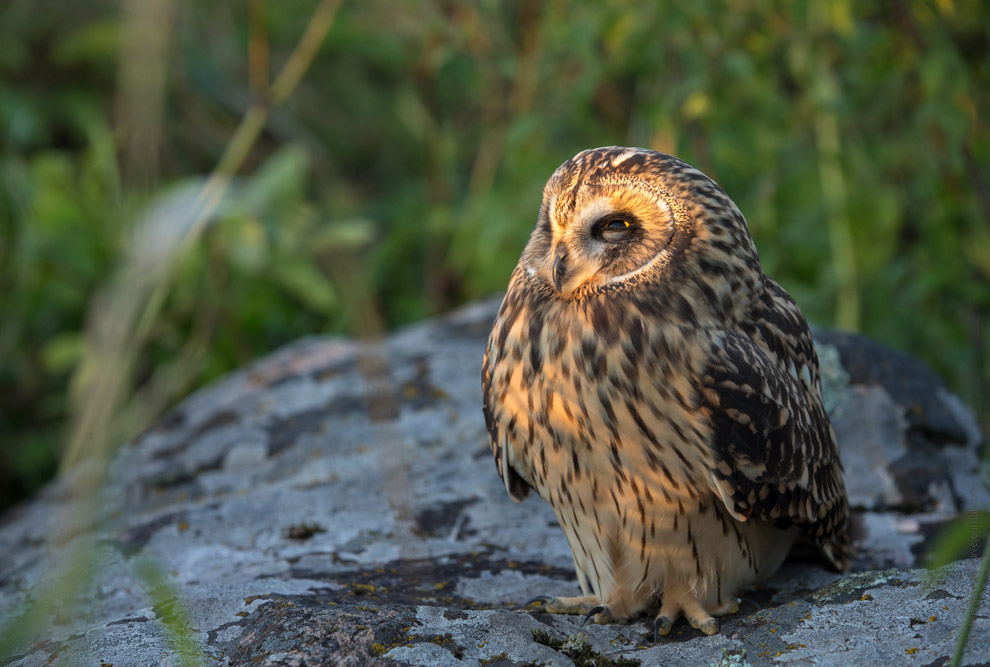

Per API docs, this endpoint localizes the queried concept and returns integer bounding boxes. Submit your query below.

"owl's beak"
[549,245,599,297]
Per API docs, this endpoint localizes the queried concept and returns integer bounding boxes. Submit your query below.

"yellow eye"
[604,219,631,230]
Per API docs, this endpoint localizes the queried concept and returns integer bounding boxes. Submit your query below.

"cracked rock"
[0,298,986,666]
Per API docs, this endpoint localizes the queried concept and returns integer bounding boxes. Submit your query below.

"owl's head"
[520,147,763,321]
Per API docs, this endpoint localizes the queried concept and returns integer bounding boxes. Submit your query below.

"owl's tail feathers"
[820,512,857,573]
[821,537,853,573]
[791,509,855,572]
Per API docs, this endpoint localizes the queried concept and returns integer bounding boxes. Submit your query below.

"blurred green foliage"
[0,0,987,512]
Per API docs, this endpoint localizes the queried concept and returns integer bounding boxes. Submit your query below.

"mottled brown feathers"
[482,147,852,632]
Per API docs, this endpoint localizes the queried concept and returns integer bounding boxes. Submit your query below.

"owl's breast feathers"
[482,272,852,572]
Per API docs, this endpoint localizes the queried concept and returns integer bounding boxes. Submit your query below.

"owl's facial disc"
[547,214,637,297]
[532,184,677,298]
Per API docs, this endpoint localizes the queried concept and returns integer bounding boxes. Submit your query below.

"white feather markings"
[604,247,674,286]
[711,472,749,522]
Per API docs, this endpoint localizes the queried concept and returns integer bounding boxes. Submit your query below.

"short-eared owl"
[481,147,852,637]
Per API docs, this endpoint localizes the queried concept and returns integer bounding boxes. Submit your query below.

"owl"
[481,147,852,638]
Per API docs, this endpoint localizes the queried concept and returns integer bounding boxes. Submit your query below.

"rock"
[829,384,909,511]
[0,298,986,666]
[815,330,983,450]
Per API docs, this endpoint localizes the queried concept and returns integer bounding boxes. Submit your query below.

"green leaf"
[313,218,378,252]
[926,513,990,570]
[41,333,85,374]
[50,19,120,66]
[239,144,311,218]
[270,261,338,314]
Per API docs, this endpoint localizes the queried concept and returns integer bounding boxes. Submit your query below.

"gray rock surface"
[0,298,987,666]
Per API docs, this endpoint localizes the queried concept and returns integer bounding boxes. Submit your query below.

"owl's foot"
[653,602,717,639]
[652,596,740,640]
[713,597,741,616]
[518,595,613,623]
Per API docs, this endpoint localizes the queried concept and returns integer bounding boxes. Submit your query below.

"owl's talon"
[738,597,760,612]
[518,595,553,611]
[516,594,598,616]
[652,616,673,641]
[581,605,610,626]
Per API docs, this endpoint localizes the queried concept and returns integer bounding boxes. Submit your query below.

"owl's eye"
[596,216,635,241]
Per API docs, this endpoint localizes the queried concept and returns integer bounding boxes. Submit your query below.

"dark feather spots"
[659,460,680,491]
[591,301,617,344]
[628,317,644,354]
[595,353,607,380]
[675,294,696,323]
[528,338,544,373]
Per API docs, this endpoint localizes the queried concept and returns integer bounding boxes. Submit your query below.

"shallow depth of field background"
[0,0,987,514]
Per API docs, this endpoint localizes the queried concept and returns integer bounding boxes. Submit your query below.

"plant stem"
[951,539,990,667]
[2,1,345,662]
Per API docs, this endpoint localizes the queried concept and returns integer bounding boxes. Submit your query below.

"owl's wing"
[481,344,533,502]
[700,330,851,571]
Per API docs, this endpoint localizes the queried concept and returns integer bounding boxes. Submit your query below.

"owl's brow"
[568,173,689,230]
[550,156,697,232]
[611,174,695,230]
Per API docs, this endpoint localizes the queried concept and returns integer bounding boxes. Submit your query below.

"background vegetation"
[1,0,987,514]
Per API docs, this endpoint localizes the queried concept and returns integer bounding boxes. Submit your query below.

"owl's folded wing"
[482,346,533,502]
[699,330,851,570]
